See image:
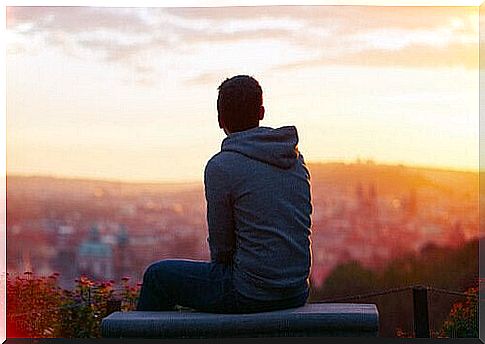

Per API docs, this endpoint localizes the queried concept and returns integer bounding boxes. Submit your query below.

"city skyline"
[7,161,479,287]
[6,6,479,182]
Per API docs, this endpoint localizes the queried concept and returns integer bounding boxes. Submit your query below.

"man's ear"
[258,106,265,121]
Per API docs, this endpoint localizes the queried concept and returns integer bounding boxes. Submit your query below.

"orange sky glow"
[6,5,479,182]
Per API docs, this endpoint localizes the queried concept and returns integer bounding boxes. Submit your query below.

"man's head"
[217,75,264,134]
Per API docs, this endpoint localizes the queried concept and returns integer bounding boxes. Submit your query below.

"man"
[137,75,312,313]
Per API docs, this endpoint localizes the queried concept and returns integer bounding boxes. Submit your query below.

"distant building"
[113,224,131,281]
[77,225,113,280]
[353,182,379,228]
[53,225,77,289]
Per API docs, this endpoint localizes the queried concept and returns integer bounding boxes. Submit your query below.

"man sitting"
[136,75,313,313]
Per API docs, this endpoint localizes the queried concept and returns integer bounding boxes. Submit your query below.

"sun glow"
[6,5,479,182]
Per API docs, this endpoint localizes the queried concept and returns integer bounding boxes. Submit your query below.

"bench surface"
[101,303,379,338]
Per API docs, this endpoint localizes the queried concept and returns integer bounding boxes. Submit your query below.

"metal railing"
[316,284,478,337]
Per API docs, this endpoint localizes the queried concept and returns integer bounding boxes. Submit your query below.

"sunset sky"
[6,5,479,182]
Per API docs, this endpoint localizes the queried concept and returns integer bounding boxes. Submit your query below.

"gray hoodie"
[204,125,313,301]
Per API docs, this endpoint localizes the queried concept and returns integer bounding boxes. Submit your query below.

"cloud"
[184,72,226,86]
[77,37,151,62]
[6,5,478,85]
[7,7,150,33]
[164,6,477,58]
[164,5,477,34]
[272,42,477,71]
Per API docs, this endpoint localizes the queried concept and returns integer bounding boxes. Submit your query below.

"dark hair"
[217,75,263,133]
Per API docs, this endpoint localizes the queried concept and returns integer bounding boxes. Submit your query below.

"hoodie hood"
[221,126,300,169]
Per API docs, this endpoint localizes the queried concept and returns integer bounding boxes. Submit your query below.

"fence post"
[413,285,430,338]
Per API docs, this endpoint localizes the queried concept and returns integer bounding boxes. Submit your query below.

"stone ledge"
[101,303,379,338]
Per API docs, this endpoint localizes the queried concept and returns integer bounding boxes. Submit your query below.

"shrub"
[7,273,141,338]
[7,272,63,337]
[440,287,478,338]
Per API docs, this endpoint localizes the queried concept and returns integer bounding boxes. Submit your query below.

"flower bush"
[7,272,63,337]
[7,272,141,338]
[440,287,478,338]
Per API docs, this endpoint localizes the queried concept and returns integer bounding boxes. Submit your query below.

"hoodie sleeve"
[204,158,236,265]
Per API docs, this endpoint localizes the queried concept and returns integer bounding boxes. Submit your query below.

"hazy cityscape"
[7,160,479,290]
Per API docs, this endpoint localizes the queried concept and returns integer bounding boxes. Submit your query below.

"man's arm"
[204,159,236,265]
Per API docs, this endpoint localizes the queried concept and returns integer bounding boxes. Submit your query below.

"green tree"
[320,261,377,298]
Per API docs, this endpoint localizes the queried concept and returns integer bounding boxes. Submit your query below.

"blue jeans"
[136,259,308,314]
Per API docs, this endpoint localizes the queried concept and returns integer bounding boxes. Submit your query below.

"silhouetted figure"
[137,75,313,313]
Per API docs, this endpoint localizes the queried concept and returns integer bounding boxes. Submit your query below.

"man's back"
[137,75,312,313]
[204,125,313,301]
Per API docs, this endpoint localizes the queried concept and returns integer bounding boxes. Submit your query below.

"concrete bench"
[101,303,379,338]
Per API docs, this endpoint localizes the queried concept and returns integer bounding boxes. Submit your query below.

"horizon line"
[6,159,479,186]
